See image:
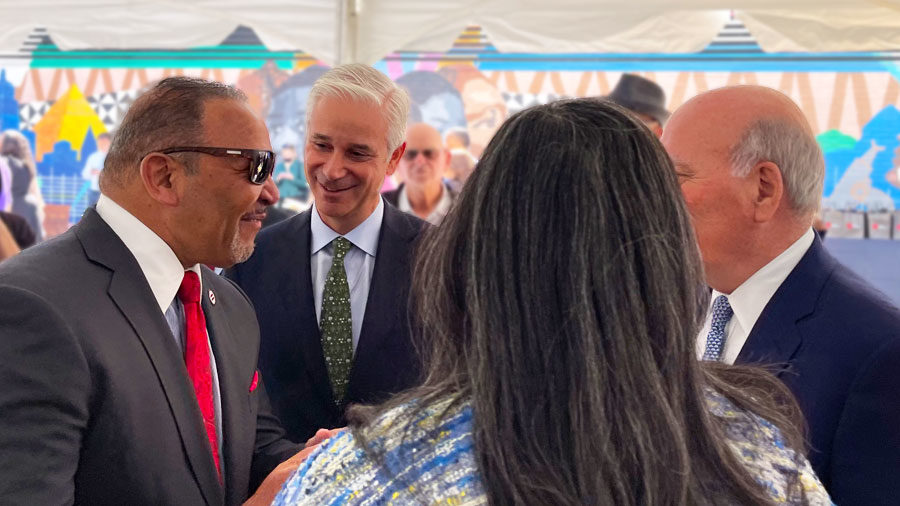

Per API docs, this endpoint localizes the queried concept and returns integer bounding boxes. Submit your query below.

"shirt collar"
[715,228,815,336]
[432,183,453,221]
[398,182,452,225]
[310,196,384,257]
[95,194,202,314]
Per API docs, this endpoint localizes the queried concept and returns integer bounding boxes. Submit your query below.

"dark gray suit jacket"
[227,202,425,443]
[0,209,298,506]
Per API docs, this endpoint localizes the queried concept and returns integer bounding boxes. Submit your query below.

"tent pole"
[335,0,343,65]
[337,0,360,64]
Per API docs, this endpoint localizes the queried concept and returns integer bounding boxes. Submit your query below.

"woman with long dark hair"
[1,130,45,241]
[274,99,829,505]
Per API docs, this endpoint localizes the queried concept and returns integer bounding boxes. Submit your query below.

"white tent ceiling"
[2,1,900,65]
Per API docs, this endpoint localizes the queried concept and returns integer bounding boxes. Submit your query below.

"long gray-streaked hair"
[353,98,805,505]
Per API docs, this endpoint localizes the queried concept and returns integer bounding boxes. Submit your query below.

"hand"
[241,445,320,506]
[276,172,293,181]
[305,427,344,448]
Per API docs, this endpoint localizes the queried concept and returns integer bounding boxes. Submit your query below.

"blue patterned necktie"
[320,237,353,403]
[703,295,733,361]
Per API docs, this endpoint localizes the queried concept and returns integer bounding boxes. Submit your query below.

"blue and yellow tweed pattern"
[274,392,831,505]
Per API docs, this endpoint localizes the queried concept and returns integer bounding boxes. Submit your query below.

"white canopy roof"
[3,1,900,64]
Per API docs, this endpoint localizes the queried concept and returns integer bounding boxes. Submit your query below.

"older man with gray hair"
[383,122,457,224]
[228,64,425,444]
[662,85,900,505]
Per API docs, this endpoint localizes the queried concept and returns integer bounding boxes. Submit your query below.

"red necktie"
[177,271,221,477]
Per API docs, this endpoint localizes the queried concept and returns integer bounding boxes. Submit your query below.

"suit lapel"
[737,298,805,373]
[348,205,415,400]
[75,210,224,506]
[202,270,254,505]
[737,238,833,374]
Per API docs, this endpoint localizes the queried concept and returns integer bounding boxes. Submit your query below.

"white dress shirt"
[397,182,453,225]
[696,228,816,364]
[310,197,383,354]
[95,194,224,459]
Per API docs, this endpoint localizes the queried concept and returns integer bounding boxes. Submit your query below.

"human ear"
[752,161,784,223]
[385,142,406,177]
[442,149,452,168]
[140,153,181,207]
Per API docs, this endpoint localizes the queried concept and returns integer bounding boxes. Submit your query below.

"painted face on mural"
[265,66,329,163]
[461,77,507,158]
[417,93,467,136]
[266,86,311,153]
[397,71,467,139]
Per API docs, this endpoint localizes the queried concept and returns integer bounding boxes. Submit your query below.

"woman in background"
[274,99,830,505]
[0,155,11,212]
[2,130,45,241]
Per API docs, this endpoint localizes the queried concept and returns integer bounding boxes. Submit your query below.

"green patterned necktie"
[320,237,353,403]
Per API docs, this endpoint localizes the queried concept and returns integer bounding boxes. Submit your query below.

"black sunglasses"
[160,146,276,185]
[403,148,440,161]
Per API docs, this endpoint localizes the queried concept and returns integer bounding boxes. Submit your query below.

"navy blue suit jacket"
[737,238,900,506]
[228,203,424,443]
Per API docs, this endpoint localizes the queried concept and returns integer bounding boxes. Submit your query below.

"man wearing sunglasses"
[382,123,458,225]
[228,64,425,445]
[0,77,312,505]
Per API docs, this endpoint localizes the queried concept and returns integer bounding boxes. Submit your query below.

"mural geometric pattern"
[86,90,140,130]
[19,101,52,130]
[21,90,141,132]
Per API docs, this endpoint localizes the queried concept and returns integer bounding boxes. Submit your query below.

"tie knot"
[177,271,201,304]
[332,237,351,262]
[711,295,733,325]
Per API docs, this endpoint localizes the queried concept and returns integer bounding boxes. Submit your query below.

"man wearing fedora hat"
[605,74,670,137]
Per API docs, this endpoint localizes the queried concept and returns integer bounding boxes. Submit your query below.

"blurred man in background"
[606,74,669,137]
[383,123,457,225]
[274,143,309,207]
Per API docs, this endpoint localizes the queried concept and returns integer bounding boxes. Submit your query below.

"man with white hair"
[228,64,425,443]
[662,85,900,505]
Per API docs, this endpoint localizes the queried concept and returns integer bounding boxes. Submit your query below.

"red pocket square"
[249,370,259,392]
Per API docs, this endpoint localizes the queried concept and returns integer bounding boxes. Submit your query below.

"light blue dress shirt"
[310,198,384,353]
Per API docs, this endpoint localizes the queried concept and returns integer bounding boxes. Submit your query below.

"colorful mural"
[2,21,899,240]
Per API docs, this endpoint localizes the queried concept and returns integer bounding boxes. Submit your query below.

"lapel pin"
[208,289,216,305]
